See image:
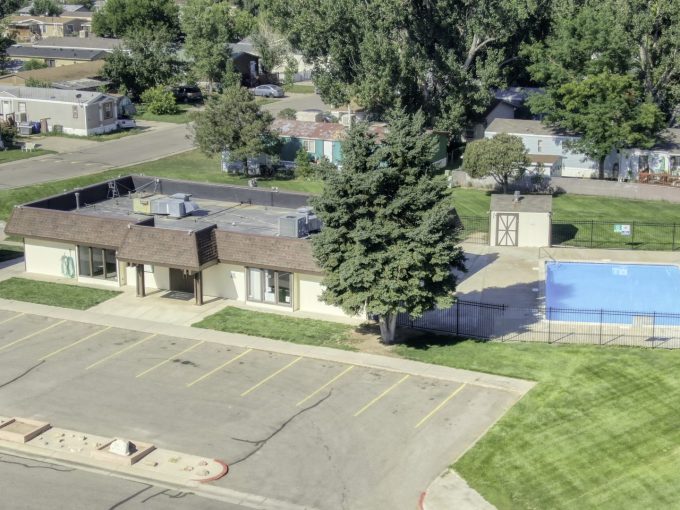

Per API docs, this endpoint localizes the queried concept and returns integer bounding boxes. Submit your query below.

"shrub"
[0,123,17,147]
[140,86,179,115]
[277,108,297,120]
[284,56,298,87]
[294,148,315,179]
[25,77,51,88]
[22,59,48,71]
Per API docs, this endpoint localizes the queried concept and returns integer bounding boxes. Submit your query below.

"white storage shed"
[489,194,552,247]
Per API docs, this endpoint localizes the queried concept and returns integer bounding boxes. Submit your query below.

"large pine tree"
[312,109,466,344]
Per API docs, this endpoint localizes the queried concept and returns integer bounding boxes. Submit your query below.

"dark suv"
[172,86,203,103]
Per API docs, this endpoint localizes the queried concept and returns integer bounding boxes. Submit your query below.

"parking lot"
[0,308,525,510]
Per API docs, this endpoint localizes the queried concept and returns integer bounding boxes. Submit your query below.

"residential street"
[0,121,194,190]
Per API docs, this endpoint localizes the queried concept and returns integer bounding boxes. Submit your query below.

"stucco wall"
[24,238,76,278]
[297,273,348,317]
[125,265,170,290]
[203,264,245,300]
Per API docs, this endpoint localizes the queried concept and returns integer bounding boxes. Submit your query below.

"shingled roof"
[5,207,142,249]
[216,230,322,274]
[117,224,218,272]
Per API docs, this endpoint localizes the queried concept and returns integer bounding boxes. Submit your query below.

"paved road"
[0,121,193,190]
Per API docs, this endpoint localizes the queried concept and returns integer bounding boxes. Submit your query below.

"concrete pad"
[423,469,496,510]
[0,417,50,443]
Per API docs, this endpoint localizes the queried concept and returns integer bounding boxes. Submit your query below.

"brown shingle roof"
[117,224,218,272]
[4,207,142,249]
[216,230,321,274]
[0,60,104,86]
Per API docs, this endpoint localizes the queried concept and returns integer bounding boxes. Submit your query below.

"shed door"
[496,213,519,246]
[323,141,333,162]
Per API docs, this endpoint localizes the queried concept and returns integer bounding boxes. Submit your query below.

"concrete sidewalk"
[422,470,496,510]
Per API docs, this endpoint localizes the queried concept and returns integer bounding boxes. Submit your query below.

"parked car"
[250,84,285,98]
[117,118,137,130]
[172,86,203,103]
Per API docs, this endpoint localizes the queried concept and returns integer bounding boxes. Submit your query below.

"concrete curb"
[421,469,496,510]
[0,298,535,395]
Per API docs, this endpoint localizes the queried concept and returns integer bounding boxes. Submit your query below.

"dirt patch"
[346,323,400,357]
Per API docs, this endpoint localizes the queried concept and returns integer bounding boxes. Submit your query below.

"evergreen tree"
[312,109,466,344]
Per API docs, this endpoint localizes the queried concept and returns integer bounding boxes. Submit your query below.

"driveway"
[0,121,193,190]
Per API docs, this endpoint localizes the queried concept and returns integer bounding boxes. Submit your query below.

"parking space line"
[39,326,112,361]
[0,319,66,354]
[354,374,410,417]
[296,365,354,407]
[241,356,303,397]
[186,348,253,388]
[415,384,467,429]
[85,333,157,370]
[136,340,205,378]
[0,312,25,326]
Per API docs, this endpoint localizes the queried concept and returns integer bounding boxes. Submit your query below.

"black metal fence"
[551,220,680,251]
[458,215,489,244]
[398,301,680,348]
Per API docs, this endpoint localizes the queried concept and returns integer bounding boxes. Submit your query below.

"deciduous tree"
[92,0,180,40]
[311,109,466,344]
[463,133,530,193]
[30,0,63,16]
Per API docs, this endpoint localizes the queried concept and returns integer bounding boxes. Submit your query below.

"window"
[639,155,650,172]
[72,105,78,119]
[537,139,543,153]
[301,139,315,153]
[671,156,680,175]
[78,246,117,280]
[247,268,292,306]
[103,102,113,120]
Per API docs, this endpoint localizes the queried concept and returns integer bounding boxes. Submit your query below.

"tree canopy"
[92,0,181,40]
[530,72,665,178]
[463,133,530,193]
[0,0,23,18]
[190,85,280,165]
[30,0,63,16]
[311,108,466,344]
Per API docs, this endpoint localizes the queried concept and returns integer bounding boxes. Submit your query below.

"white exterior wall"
[203,264,245,300]
[24,238,76,278]
[124,265,169,290]
[618,149,680,179]
[297,273,348,317]
[490,212,551,247]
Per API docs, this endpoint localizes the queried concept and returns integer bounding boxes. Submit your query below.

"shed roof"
[216,230,321,274]
[0,84,110,104]
[117,224,218,272]
[5,207,142,249]
[7,45,107,61]
[490,194,552,213]
[486,118,576,138]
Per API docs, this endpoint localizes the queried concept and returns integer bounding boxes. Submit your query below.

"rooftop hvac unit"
[279,215,309,238]
[151,193,200,218]
[296,207,322,232]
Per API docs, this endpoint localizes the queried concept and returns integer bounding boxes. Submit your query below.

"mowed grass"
[134,103,197,124]
[0,244,23,262]
[0,277,120,309]
[394,338,680,509]
[0,149,323,221]
[193,306,354,349]
[0,148,55,164]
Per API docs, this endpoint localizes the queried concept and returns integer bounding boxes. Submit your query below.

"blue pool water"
[545,262,680,322]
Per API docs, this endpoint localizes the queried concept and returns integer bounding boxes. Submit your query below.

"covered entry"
[489,194,552,248]
[170,268,194,294]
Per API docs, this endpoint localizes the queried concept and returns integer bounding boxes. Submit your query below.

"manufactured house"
[0,84,118,136]
[272,118,449,168]
[617,129,680,181]
[7,45,108,67]
[6,16,87,42]
[485,118,617,179]
[31,36,123,53]
[4,177,358,321]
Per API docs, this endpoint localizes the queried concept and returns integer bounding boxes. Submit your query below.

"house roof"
[215,230,321,274]
[31,37,122,51]
[5,207,143,249]
[490,194,552,213]
[486,118,576,138]
[0,60,105,86]
[7,45,107,61]
[0,84,111,104]
[273,119,347,141]
[117,224,218,272]
[8,15,84,25]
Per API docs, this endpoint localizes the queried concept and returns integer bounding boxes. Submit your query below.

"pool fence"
[398,300,680,348]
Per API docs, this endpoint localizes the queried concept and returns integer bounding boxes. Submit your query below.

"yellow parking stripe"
[0,319,66,353]
[415,384,467,429]
[241,356,303,397]
[296,365,354,407]
[85,333,157,370]
[0,312,25,326]
[40,326,112,361]
[354,374,410,417]
[186,348,252,388]
[136,340,205,378]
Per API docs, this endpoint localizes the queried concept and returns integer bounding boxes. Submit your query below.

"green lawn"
[193,306,354,349]
[0,277,120,309]
[395,337,680,509]
[39,128,144,142]
[284,84,316,94]
[0,244,23,262]
[0,149,323,221]
[0,148,55,164]
[134,103,196,124]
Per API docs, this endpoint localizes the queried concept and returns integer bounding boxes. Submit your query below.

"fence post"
[548,307,552,344]
[599,309,603,345]
[590,220,594,248]
[631,221,636,248]
[455,301,460,337]
[673,224,677,251]
[652,312,656,346]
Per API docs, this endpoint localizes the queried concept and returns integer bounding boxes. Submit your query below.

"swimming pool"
[545,262,680,322]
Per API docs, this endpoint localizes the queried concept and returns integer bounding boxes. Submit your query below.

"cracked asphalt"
[0,310,521,510]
